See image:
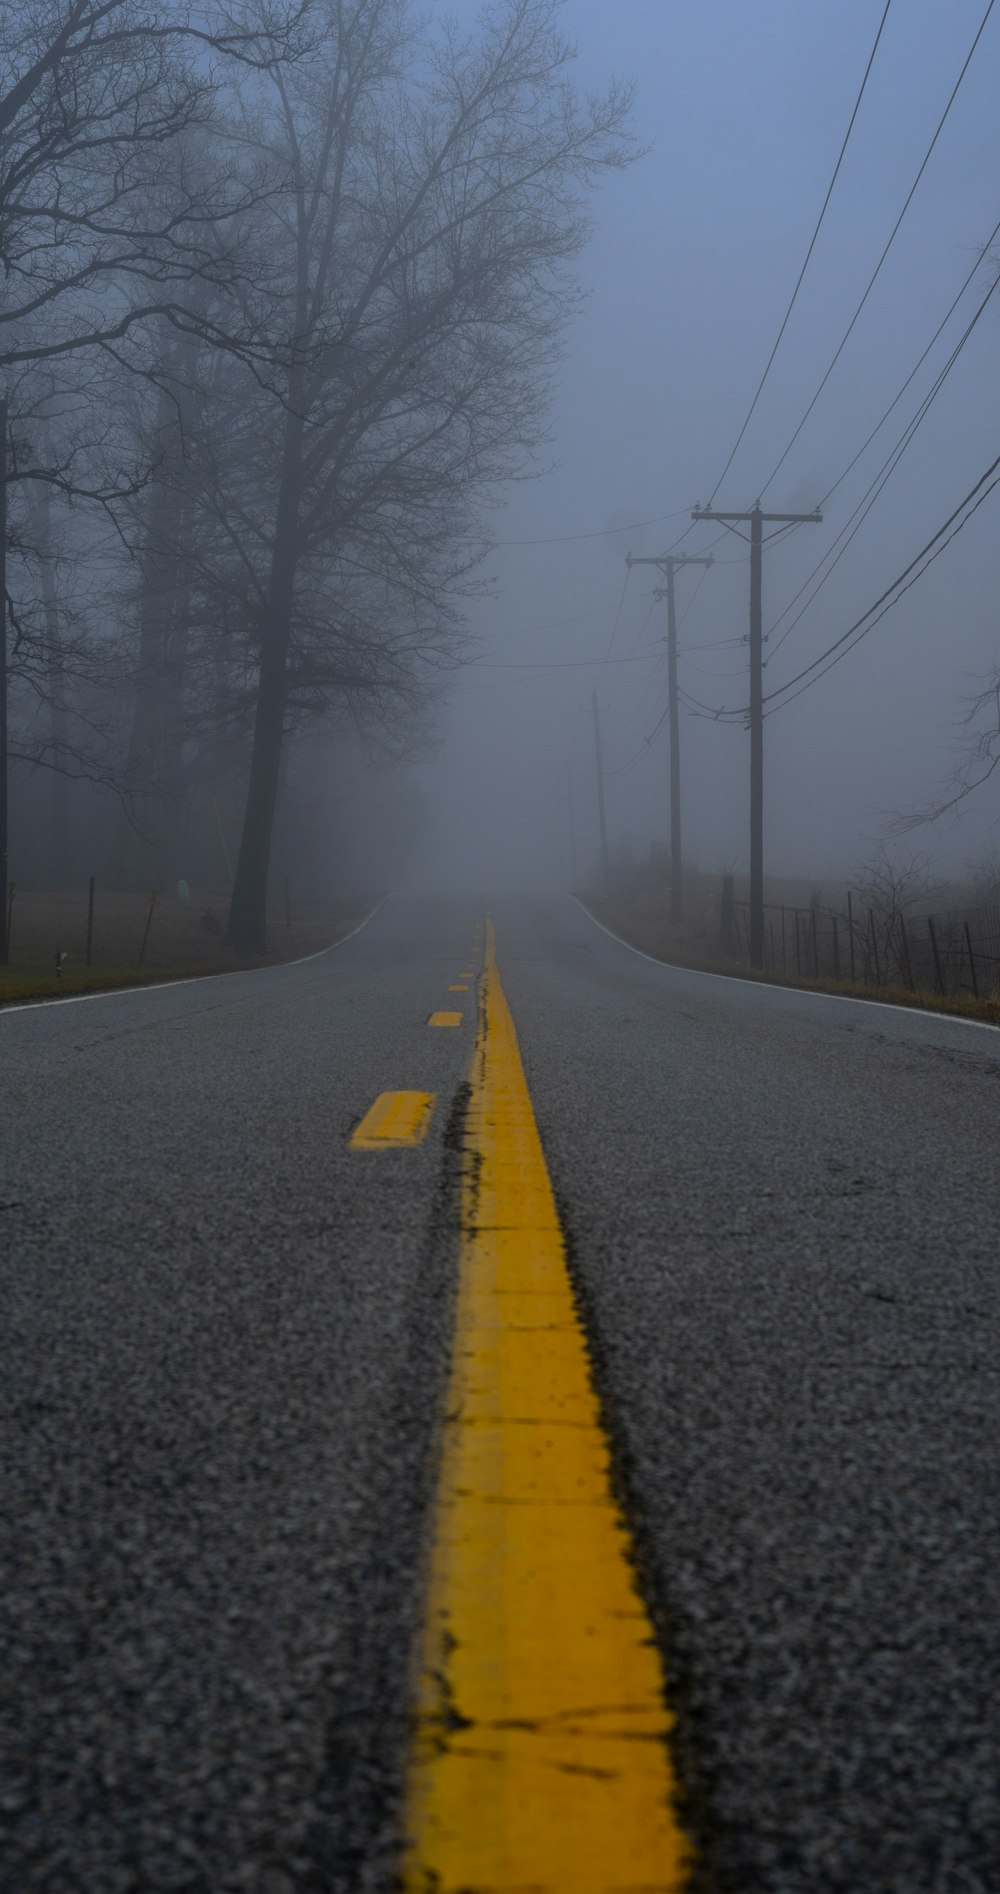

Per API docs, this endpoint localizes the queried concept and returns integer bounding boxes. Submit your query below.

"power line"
[763,453,1000,712]
[595,564,633,684]
[707,0,893,506]
[758,0,997,500]
[606,563,716,774]
[817,209,1000,514]
[489,505,693,547]
[691,450,1000,724]
[476,592,652,642]
[766,262,1000,663]
[474,648,662,672]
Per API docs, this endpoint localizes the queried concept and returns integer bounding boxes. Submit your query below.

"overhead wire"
[817,209,1000,514]
[765,260,1000,663]
[758,0,997,500]
[659,448,1000,725]
[605,555,715,766]
[489,505,693,547]
[707,0,893,505]
[762,452,1000,712]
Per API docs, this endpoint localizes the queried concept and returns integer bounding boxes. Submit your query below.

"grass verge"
[586,897,1000,1029]
[0,888,374,1009]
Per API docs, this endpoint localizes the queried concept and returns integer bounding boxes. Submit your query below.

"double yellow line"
[402,921,689,1889]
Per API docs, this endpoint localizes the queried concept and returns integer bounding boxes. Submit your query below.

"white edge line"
[0,896,388,1018]
[572,896,1000,1036]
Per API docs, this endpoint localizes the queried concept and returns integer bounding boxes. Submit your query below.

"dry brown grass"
[590,894,1000,1030]
[0,883,372,1006]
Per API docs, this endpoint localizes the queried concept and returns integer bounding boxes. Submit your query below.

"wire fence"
[724,885,1000,999]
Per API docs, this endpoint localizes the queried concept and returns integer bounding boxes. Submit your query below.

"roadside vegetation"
[2,0,637,956]
[0,884,367,1006]
[588,843,1000,1028]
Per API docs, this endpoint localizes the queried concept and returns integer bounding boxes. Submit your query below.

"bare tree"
[894,666,1000,836]
[0,0,310,376]
[212,0,636,948]
[854,843,939,986]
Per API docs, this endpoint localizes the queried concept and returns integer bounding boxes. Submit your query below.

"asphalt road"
[3,891,1000,1892]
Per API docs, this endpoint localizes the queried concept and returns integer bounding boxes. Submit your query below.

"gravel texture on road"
[495,894,1000,1894]
[1,896,478,1894]
[5,889,1000,1893]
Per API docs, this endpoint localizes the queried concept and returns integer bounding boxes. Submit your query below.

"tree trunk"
[109,336,193,885]
[226,390,305,952]
[30,483,72,885]
[225,631,289,950]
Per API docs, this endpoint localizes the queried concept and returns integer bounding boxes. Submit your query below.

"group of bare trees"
[2,0,634,946]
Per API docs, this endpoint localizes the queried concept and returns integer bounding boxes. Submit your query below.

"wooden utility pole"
[626,551,713,923]
[591,689,610,890]
[0,398,8,964]
[692,502,822,966]
[565,758,578,889]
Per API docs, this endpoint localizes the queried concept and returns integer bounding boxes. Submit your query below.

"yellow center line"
[448,984,469,992]
[349,1091,436,1149]
[429,1011,463,1028]
[401,920,690,1891]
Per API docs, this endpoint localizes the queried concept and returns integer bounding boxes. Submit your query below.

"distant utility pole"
[591,689,610,891]
[626,550,713,924]
[692,502,822,967]
[565,758,578,889]
[0,397,8,965]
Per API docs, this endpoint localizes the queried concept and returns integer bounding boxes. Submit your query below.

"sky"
[404,0,1000,891]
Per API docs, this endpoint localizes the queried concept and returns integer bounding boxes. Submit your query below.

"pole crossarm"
[626,552,715,568]
[692,506,822,524]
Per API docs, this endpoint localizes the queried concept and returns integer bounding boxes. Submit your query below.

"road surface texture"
[2,891,999,1892]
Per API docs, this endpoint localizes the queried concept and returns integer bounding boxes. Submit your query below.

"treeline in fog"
[1,0,634,945]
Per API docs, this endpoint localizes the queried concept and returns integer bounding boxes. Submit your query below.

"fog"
[4,0,1000,953]
[405,0,1000,893]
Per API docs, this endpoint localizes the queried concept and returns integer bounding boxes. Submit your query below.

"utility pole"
[0,397,8,965]
[692,502,822,967]
[591,689,610,891]
[565,758,578,889]
[626,551,713,923]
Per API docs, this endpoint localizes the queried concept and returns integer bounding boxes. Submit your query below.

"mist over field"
[405,0,1000,898]
[4,0,1000,951]
[7,13,1000,1890]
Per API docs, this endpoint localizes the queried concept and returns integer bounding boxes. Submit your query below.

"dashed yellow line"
[401,921,689,1891]
[448,983,469,992]
[428,1011,463,1028]
[349,1091,435,1149]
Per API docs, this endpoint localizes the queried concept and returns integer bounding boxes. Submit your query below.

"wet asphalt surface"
[3,891,1000,1892]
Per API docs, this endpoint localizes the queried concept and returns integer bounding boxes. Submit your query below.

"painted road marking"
[402,922,689,1891]
[349,1091,436,1149]
[428,1011,462,1028]
[448,983,469,992]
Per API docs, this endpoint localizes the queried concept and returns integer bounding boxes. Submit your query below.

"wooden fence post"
[719,875,734,957]
[138,892,159,969]
[927,916,945,995]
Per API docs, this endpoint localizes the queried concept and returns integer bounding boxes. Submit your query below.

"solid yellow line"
[401,923,690,1891]
[428,1011,462,1027]
[349,1091,435,1149]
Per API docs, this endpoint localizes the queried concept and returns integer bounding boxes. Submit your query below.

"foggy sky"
[404,0,1000,892]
